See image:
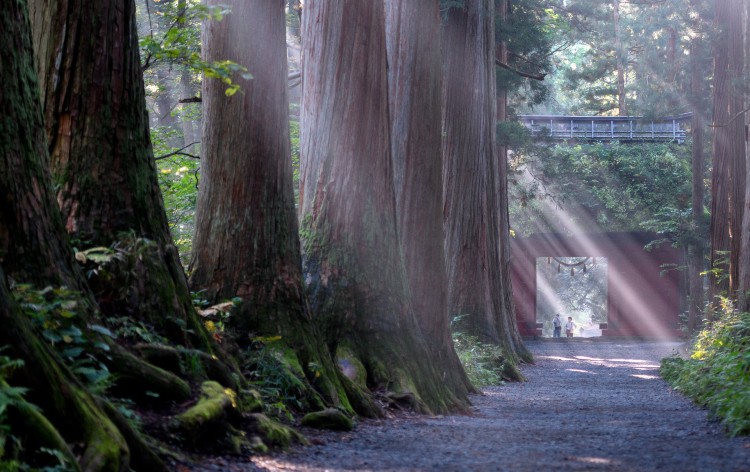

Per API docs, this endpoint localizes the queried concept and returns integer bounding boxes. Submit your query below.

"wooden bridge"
[518,114,691,143]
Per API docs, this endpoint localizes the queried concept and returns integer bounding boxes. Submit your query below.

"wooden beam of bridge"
[518,114,691,143]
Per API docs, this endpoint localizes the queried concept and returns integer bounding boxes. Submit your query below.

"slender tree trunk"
[613,0,627,115]
[688,2,707,331]
[300,0,460,414]
[149,0,181,145]
[688,102,705,331]
[442,0,529,372]
[190,0,347,410]
[28,0,207,344]
[385,0,475,402]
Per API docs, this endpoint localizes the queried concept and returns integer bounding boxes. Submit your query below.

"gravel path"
[187,340,750,471]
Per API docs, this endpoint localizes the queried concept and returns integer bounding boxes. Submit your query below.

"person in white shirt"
[565,316,576,338]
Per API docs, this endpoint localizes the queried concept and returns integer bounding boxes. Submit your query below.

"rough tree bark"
[300,0,461,414]
[189,0,348,410]
[495,0,532,364]
[385,0,475,404]
[687,6,706,330]
[442,0,531,372]
[28,0,207,344]
[0,3,163,469]
[709,0,745,309]
[688,67,705,331]
[738,1,750,311]
[1,0,82,292]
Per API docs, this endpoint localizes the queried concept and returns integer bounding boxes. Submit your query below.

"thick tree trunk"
[190,0,347,410]
[495,0,532,363]
[300,0,460,414]
[28,0,207,344]
[709,0,745,309]
[0,3,161,470]
[738,2,750,311]
[442,0,529,369]
[385,0,475,402]
[0,0,83,292]
[728,0,746,300]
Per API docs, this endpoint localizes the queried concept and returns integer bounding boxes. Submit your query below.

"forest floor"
[179,340,750,471]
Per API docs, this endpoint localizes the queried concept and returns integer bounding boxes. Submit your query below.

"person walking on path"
[565,316,576,338]
[552,313,562,338]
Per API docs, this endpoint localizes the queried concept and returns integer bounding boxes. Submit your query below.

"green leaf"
[89,324,115,338]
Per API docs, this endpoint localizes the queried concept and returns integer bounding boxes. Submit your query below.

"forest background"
[1,0,750,470]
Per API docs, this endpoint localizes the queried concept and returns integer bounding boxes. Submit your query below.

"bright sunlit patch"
[537,355,577,361]
[631,374,659,380]
[570,456,616,465]
[513,165,683,340]
[566,369,596,374]
[608,358,650,363]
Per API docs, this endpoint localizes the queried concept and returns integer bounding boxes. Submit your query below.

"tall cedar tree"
[300,0,461,414]
[495,0,532,365]
[442,0,531,372]
[0,2,165,469]
[385,0,475,403]
[738,2,750,311]
[687,0,709,330]
[709,0,745,308]
[28,0,207,345]
[190,0,349,411]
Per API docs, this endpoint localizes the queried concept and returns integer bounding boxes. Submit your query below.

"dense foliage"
[510,142,695,238]
[661,305,750,436]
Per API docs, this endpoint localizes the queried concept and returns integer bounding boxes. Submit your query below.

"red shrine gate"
[511,232,683,338]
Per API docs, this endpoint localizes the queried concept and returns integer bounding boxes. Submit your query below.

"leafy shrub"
[0,350,72,471]
[451,317,506,387]
[13,285,113,393]
[243,337,308,420]
[661,305,750,436]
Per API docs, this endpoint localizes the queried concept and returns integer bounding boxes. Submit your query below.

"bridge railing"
[518,115,689,143]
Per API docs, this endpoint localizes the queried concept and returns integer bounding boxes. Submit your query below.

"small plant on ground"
[13,285,114,393]
[451,316,506,387]
[242,337,307,421]
[661,300,750,436]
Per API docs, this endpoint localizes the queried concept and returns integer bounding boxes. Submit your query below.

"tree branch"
[154,142,201,161]
[495,58,547,81]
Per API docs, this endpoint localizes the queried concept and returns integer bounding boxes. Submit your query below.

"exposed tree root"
[105,345,191,404]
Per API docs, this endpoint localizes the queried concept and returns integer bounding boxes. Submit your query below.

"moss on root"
[245,413,306,449]
[175,381,239,443]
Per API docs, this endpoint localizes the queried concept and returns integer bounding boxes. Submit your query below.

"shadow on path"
[190,341,750,471]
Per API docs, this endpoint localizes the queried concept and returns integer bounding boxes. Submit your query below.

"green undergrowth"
[451,318,507,387]
[661,307,750,436]
[243,337,322,421]
[0,350,72,472]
